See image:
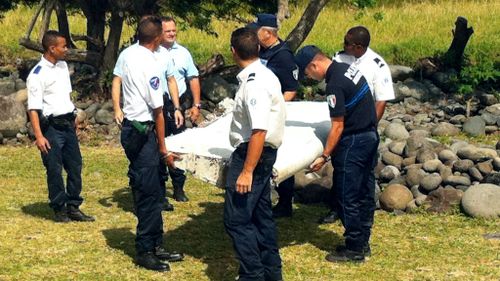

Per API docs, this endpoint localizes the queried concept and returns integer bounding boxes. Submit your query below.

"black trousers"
[121,120,163,254]
[224,144,282,281]
[41,124,83,211]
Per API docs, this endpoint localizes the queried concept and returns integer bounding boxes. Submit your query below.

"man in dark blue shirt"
[295,45,379,263]
[248,13,299,218]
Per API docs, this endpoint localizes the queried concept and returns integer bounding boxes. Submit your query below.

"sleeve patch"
[292,67,299,80]
[327,94,336,108]
[149,76,160,90]
[33,65,42,74]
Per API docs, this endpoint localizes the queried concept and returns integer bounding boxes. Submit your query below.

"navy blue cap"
[294,45,321,80]
[247,13,278,29]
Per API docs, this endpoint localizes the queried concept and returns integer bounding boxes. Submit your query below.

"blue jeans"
[224,144,282,281]
[332,130,379,252]
[121,120,163,254]
[41,125,83,211]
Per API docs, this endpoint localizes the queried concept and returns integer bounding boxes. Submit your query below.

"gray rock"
[76,109,87,124]
[422,159,442,172]
[450,141,469,154]
[201,75,234,104]
[445,103,467,116]
[409,129,430,139]
[398,79,430,100]
[461,183,500,218]
[74,100,93,110]
[426,187,463,214]
[388,176,407,186]
[85,103,101,119]
[101,100,114,111]
[411,185,425,198]
[413,113,430,124]
[431,122,460,136]
[430,71,454,92]
[379,184,413,211]
[438,149,458,163]
[404,136,431,158]
[416,149,437,164]
[379,165,400,182]
[388,141,406,156]
[406,199,418,212]
[415,195,427,206]
[453,159,475,173]
[484,104,500,116]
[94,109,114,125]
[481,112,499,125]
[457,145,498,162]
[375,184,381,209]
[493,157,500,171]
[384,122,409,141]
[476,160,493,176]
[0,94,27,137]
[485,126,498,134]
[485,172,500,185]
[0,78,16,96]
[478,94,499,106]
[439,165,453,180]
[420,173,442,192]
[406,168,426,187]
[14,89,27,103]
[382,151,403,169]
[463,116,486,136]
[449,114,466,125]
[443,175,471,186]
[389,65,414,82]
[402,156,416,167]
[468,167,484,182]
[15,78,26,91]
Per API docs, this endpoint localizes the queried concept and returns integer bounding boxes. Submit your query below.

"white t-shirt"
[230,60,286,149]
[27,56,75,116]
[115,44,164,122]
[334,47,394,102]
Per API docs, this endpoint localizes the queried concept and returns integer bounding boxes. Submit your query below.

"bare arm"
[28,110,51,154]
[167,75,184,128]
[111,76,123,125]
[283,90,296,102]
[236,129,267,194]
[375,100,386,122]
[309,116,344,172]
[188,77,201,122]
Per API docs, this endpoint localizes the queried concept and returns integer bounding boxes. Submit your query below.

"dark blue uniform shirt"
[325,61,377,135]
[259,40,299,93]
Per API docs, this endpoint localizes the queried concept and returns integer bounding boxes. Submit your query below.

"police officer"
[27,30,94,223]
[112,16,183,271]
[318,25,395,224]
[224,27,286,281]
[248,13,299,218]
[295,46,379,262]
[158,16,203,202]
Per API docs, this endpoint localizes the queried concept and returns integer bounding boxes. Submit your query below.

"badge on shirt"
[327,94,336,109]
[250,98,257,106]
[292,66,299,81]
[149,76,160,90]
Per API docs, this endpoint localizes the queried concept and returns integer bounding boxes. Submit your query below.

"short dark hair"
[160,16,175,24]
[137,16,162,44]
[231,27,259,60]
[42,30,64,52]
[347,26,370,47]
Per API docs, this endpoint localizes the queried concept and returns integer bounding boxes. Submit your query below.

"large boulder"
[393,79,429,100]
[384,122,409,141]
[484,103,500,116]
[438,149,458,163]
[94,108,114,125]
[201,75,235,104]
[461,183,500,218]
[431,122,460,136]
[406,168,426,187]
[420,173,442,192]
[379,184,413,211]
[0,78,16,96]
[389,65,414,82]
[457,145,498,162]
[453,159,474,173]
[463,116,486,136]
[0,94,27,137]
[381,151,403,169]
[443,175,471,187]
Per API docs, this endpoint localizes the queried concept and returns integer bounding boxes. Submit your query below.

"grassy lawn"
[0,146,498,280]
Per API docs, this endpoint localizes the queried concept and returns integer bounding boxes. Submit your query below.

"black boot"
[272,201,292,218]
[173,186,189,202]
[326,247,365,263]
[335,244,371,257]
[154,246,185,262]
[54,207,71,223]
[318,210,340,224]
[136,252,170,271]
[67,205,95,222]
[163,198,174,212]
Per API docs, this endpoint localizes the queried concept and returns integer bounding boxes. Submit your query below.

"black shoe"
[318,210,340,224]
[154,246,185,262]
[54,209,71,223]
[335,244,371,257]
[326,248,365,263]
[162,199,174,212]
[67,205,95,222]
[136,252,170,272]
[272,202,292,218]
[173,188,189,202]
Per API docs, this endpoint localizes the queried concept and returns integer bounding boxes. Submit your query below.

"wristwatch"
[174,107,181,111]
[321,154,331,162]
[193,103,201,109]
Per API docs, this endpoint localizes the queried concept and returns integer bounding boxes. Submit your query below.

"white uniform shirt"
[27,56,74,116]
[230,60,286,149]
[334,47,395,101]
[164,42,199,98]
[115,44,164,122]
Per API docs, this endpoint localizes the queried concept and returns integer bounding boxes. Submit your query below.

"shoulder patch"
[373,58,385,68]
[247,73,255,82]
[292,66,299,80]
[327,94,336,109]
[33,65,42,74]
[149,76,160,90]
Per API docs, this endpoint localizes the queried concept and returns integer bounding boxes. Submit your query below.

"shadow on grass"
[21,202,53,221]
[98,186,134,213]
[102,227,136,259]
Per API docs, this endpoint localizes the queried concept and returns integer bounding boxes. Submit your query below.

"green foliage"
[373,11,384,21]
[456,59,500,95]
[348,0,378,9]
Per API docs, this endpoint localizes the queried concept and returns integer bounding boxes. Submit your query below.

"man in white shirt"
[224,27,286,281]
[27,30,94,223]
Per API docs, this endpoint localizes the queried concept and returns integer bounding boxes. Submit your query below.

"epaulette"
[373,57,385,68]
[247,73,255,82]
[33,65,42,74]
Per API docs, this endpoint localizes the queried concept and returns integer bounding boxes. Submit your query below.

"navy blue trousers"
[41,125,83,211]
[121,120,163,254]
[224,144,282,281]
[332,130,379,252]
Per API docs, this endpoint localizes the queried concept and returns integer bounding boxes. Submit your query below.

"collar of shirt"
[40,56,64,69]
[355,47,374,65]
[236,60,261,83]
[165,41,180,51]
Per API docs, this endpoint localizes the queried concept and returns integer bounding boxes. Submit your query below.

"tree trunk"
[277,0,290,27]
[54,0,76,48]
[24,0,46,40]
[444,16,474,72]
[285,0,330,52]
[38,0,57,40]
[101,9,124,73]
[78,0,107,52]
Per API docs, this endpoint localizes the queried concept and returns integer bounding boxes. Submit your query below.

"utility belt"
[123,119,155,135]
[122,119,155,158]
[38,111,75,131]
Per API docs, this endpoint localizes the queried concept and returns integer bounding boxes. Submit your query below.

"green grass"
[0,145,499,280]
[0,0,498,67]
